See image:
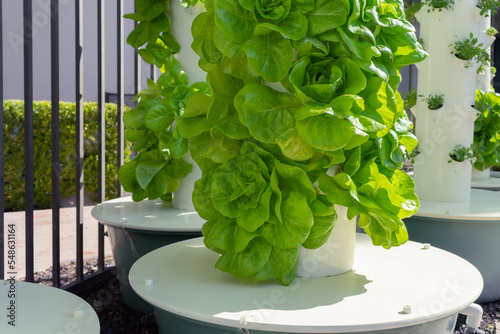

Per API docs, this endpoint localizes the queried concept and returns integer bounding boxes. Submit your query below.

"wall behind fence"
[2,0,153,103]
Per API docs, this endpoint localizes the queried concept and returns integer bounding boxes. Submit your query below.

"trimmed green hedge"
[3,100,131,212]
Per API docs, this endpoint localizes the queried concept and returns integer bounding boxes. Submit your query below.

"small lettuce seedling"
[451,33,492,69]
[487,27,498,37]
[425,0,455,11]
[448,144,476,163]
[420,94,444,110]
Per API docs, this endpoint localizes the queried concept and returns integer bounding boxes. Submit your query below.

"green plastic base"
[404,215,500,303]
[107,226,202,314]
[154,307,458,334]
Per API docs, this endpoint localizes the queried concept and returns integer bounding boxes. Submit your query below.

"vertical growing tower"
[405,1,500,303]
[412,0,493,203]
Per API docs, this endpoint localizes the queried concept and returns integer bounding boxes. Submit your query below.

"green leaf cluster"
[473,90,500,170]
[119,56,211,201]
[404,1,423,21]
[185,0,425,285]
[403,88,417,110]
[448,144,475,164]
[120,1,206,201]
[478,0,500,17]
[425,0,454,11]
[419,93,444,110]
[2,100,131,212]
[451,33,492,69]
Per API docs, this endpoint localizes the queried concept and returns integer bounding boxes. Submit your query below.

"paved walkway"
[3,205,113,279]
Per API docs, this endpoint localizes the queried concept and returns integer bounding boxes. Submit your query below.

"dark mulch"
[31,259,499,334]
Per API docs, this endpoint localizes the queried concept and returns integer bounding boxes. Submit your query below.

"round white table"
[0,281,99,333]
[471,176,500,191]
[129,234,483,334]
[404,188,500,303]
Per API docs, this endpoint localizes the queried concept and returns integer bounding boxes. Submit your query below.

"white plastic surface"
[170,0,206,83]
[129,234,483,333]
[414,188,500,220]
[416,1,481,53]
[413,1,483,203]
[476,13,495,94]
[0,281,99,333]
[412,102,476,202]
[171,153,202,211]
[472,168,491,180]
[412,0,489,204]
[297,205,356,278]
[91,196,205,232]
[461,303,484,328]
[471,177,500,189]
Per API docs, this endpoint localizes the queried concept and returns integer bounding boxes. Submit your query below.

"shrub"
[3,100,131,211]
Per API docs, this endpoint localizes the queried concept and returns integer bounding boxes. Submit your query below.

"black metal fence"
[0,0,153,288]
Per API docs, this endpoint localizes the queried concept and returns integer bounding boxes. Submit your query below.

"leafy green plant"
[405,147,420,163]
[404,1,423,21]
[448,144,476,163]
[182,0,426,285]
[451,33,492,68]
[478,0,500,17]
[420,93,444,110]
[486,27,498,37]
[425,0,454,11]
[473,90,500,170]
[120,0,207,202]
[3,100,131,212]
[404,88,418,110]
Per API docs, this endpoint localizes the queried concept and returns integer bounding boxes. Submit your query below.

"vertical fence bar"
[150,64,157,82]
[75,0,84,282]
[130,6,141,159]
[97,0,106,272]
[0,0,4,281]
[116,0,124,198]
[23,0,34,283]
[51,0,61,288]
[134,16,140,99]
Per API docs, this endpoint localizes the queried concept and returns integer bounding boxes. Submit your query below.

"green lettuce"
[473,90,500,171]
[195,142,337,285]
[184,0,426,285]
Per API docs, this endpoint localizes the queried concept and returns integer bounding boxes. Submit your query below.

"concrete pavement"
[3,205,113,280]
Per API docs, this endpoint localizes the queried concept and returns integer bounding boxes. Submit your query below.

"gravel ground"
[31,259,499,334]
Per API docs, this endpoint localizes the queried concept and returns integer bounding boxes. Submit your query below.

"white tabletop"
[129,234,482,333]
[414,189,500,220]
[471,177,500,189]
[91,196,205,232]
[0,281,99,333]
